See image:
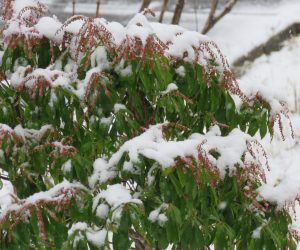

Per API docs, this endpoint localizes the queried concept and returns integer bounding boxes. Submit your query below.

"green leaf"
[260,111,268,138]
[176,168,186,187]
[248,120,259,136]
[113,231,131,250]
[214,224,226,250]
[113,211,132,250]
[169,174,183,196]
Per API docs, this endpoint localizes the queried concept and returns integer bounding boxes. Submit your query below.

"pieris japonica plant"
[0,0,298,249]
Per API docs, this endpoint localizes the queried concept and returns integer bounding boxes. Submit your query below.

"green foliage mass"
[0,11,297,250]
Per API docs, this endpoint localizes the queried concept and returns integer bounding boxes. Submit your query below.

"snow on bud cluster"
[1,0,292,135]
[90,124,268,193]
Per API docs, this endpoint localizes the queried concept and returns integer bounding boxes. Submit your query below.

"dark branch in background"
[202,0,238,34]
[172,0,185,25]
[203,0,218,33]
[159,0,169,23]
[193,0,199,31]
[96,0,100,17]
[72,0,76,16]
[128,229,152,250]
[139,0,152,12]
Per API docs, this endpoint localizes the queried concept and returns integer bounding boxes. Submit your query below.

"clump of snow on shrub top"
[90,124,268,188]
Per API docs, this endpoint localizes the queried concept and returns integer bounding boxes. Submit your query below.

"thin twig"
[202,0,238,34]
[139,0,152,12]
[96,0,100,17]
[72,0,76,16]
[202,0,218,34]
[12,95,24,127]
[171,0,185,25]
[159,0,169,23]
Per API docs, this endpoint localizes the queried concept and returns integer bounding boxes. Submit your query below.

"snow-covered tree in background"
[0,0,298,249]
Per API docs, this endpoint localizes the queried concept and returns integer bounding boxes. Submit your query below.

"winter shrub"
[0,0,298,249]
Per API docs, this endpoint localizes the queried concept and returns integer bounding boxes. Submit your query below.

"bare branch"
[139,0,152,13]
[159,0,169,23]
[202,0,218,34]
[72,0,76,16]
[171,0,185,25]
[214,0,238,24]
[202,0,238,34]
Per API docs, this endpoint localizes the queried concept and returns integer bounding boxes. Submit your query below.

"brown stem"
[12,95,24,127]
[128,229,152,250]
[96,0,100,17]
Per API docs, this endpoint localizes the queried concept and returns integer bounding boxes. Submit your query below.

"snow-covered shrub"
[0,0,297,249]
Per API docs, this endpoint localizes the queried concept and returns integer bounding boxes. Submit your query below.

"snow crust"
[175,65,186,77]
[35,16,62,42]
[61,160,72,174]
[0,123,53,142]
[68,222,107,248]
[92,184,142,222]
[161,83,178,96]
[95,184,141,209]
[113,103,126,113]
[148,203,168,226]
[96,203,109,219]
[0,179,86,219]
[11,67,71,89]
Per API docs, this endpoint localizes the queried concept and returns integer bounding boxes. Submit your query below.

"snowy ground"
[239,36,300,113]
